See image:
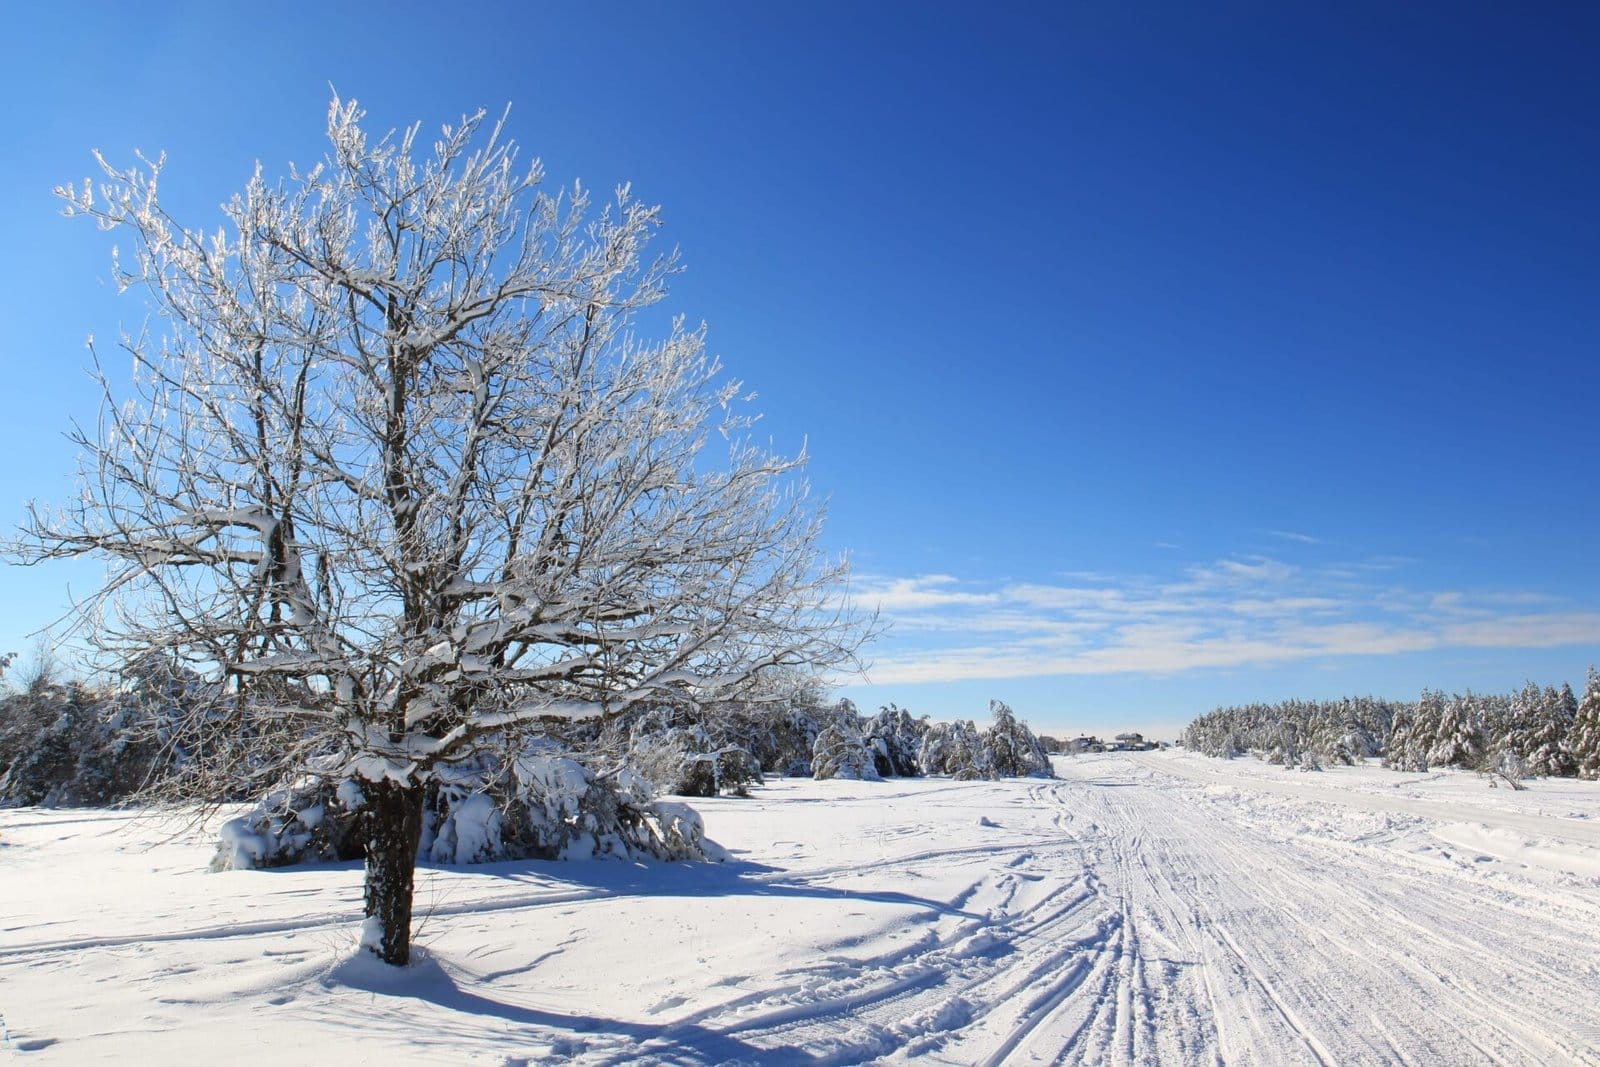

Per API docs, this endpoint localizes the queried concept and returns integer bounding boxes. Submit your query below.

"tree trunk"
[362,778,425,966]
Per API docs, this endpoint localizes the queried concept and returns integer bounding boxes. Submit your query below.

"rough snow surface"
[2,751,1598,1064]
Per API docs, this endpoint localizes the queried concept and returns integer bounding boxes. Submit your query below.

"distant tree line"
[1181,668,1600,781]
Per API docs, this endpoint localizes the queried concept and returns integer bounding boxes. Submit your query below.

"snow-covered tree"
[1506,682,1574,777]
[810,724,881,781]
[1426,692,1484,769]
[16,97,867,965]
[918,718,994,780]
[983,700,1053,777]
[1182,696,1400,763]
[1570,668,1600,779]
[863,703,926,777]
[609,705,763,797]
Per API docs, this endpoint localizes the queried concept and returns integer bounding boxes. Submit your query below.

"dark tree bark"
[362,779,426,965]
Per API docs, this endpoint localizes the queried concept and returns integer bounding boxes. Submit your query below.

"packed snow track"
[2,751,1597,1064]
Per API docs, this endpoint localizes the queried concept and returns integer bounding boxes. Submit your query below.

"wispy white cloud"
[1267,529,1321,544]
[851,554,1599,686]
[1228,596,1344,617]
[853,574,999,613]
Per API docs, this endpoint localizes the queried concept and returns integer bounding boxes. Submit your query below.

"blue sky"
[2,3,1597,736]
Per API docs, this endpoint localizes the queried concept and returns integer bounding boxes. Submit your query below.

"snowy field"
[3,751,1598,1065]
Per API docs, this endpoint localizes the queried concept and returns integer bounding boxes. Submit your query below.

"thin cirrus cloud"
[1267,529,1322,544]
[851,557,1600,686]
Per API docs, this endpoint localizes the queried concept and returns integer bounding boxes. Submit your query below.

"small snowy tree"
[1506,682,1574,777]
[863,703,926,777]
[918,719,994,780]
[1426,693,1484,769]
[1569,668,1600,779]
[810,724,881,781]
[1385,692,1441,772]
[984,700,1052,777]
[612,705,762,797]
[16,97,866,965]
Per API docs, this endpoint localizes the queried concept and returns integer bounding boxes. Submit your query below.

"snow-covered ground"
[3,751,1598,1065]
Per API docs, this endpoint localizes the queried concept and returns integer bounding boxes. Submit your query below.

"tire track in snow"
[1068,753,1600,1067]
[693,862,1113,1063]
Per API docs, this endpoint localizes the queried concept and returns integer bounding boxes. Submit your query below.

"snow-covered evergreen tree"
[863,704,927,777]
[983,701,1054,777]
[811,725,882,781]
[607,706,762,797]
[1570,667,1600,779]
[1182,696,1400,764]
[1384,693,1439,772]
[918,719,994,780]
[1426,692,1484,769]
[1506,682,1574,777]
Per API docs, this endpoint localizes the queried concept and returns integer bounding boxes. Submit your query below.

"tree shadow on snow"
[462,854,982,923]
[326,946,826,1065]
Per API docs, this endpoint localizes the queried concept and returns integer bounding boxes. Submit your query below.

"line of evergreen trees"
[1181,668,1600,780]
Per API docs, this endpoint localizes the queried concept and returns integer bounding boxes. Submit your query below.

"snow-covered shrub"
[213,737,719,871]
[863,704,926,777]
[984,701,1053,778]
[1485,746,1531,787]
[811,725,881,781]
[213,774,365,870]
[427,748,713,863]
[918,719,995,780]
[0,654,322,809]
[760,706,828,776]
[0,675,168,807]
[612,707,762,797]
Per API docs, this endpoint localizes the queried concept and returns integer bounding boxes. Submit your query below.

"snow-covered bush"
[863,704,927,777]
[213,774,366,870]
[759,705,829,777]
[918,719,994,780]
[0,664,187,806]
[984,701,1053,778]
[213,738,717,872]
[427,749,712,863]
[609,706,762,797]
[811,725,881,781]
[0,654,322,809]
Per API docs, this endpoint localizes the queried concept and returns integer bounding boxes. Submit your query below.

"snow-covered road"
[2,752,1597,1064]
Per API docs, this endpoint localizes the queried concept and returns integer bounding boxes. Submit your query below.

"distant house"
[1111,732,1157,752]
[1067,735,1104,754]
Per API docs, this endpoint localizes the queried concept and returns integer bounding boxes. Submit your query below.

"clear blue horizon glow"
[2,3,1597,737]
